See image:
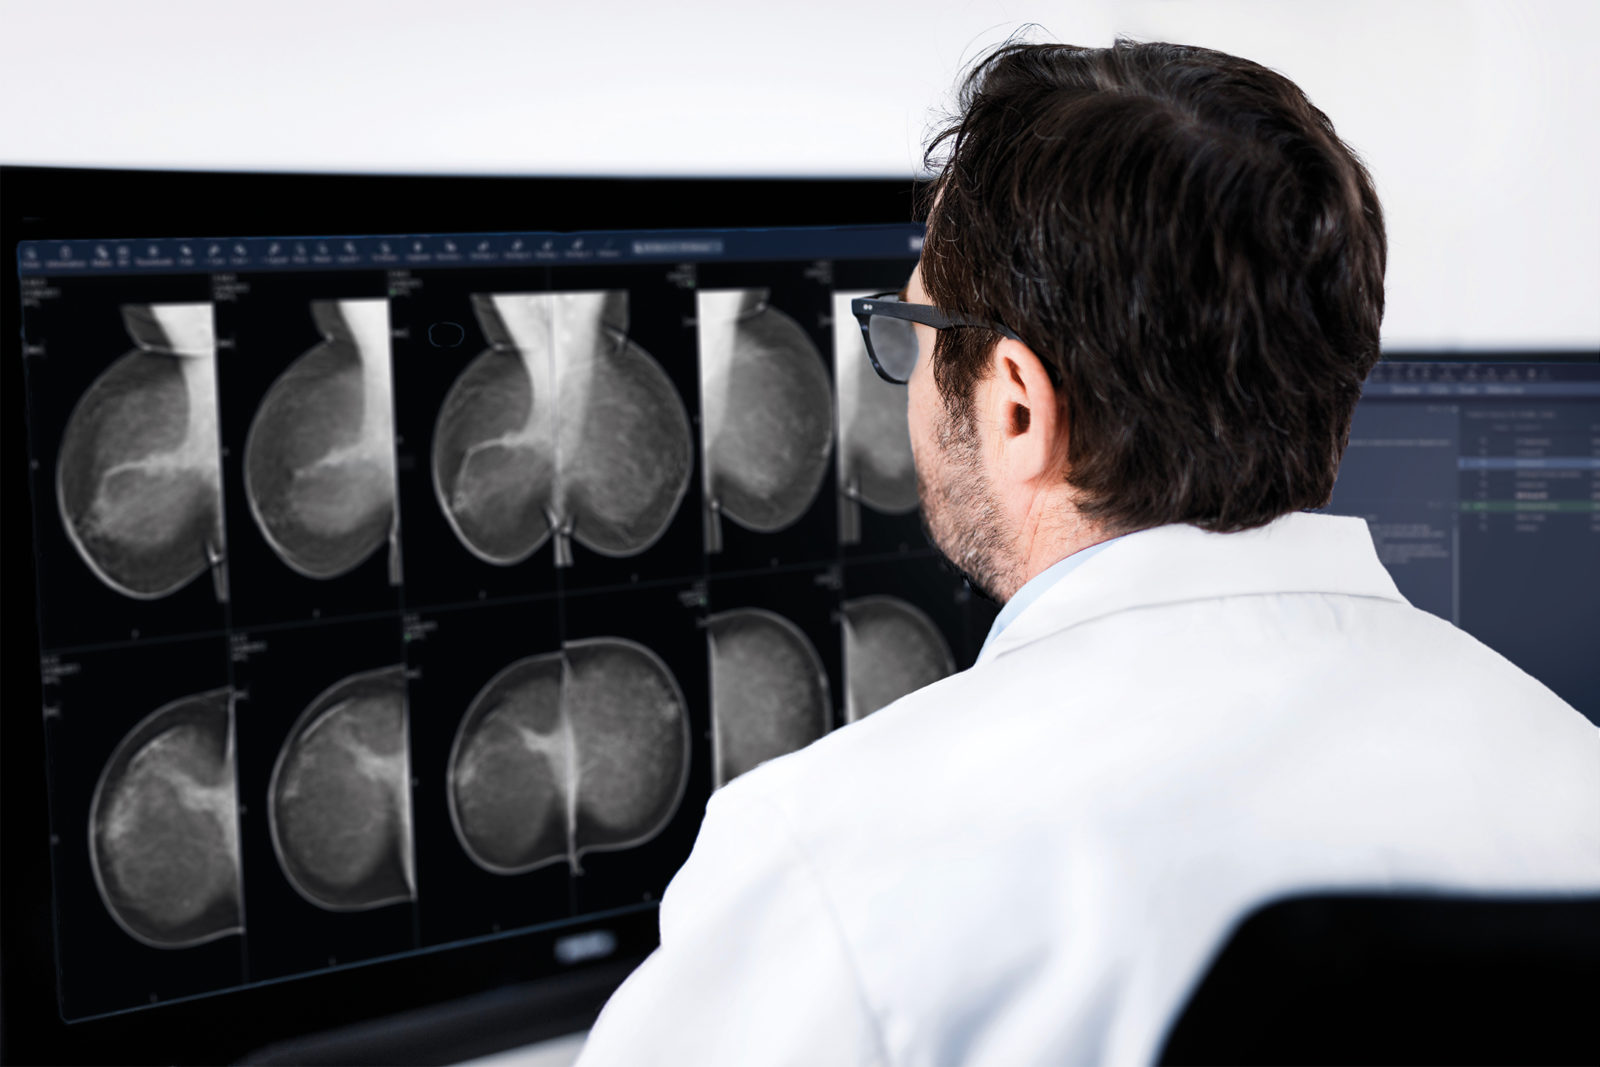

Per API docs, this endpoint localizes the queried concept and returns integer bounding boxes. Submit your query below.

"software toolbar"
[16,227,926,276]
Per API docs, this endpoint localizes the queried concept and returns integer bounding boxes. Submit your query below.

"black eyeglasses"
[850,291,1022,384]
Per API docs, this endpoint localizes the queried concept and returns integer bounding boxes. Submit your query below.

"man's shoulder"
[733,585,1594,852]
[710,661,1024,895]
[692,590,1598,1067]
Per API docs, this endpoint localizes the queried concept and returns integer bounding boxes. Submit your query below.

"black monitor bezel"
[0,165,925,1065]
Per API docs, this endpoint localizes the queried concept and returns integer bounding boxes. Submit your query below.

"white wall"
[1,0,1595,350]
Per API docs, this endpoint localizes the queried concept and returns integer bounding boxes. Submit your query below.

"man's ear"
[982,338,1063,483]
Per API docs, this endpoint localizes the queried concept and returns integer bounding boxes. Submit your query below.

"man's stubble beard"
[916,404,1019,603]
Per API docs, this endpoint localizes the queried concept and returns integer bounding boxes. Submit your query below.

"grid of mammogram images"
[20,237,995,1018]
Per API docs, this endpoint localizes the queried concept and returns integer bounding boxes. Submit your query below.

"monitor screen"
[3,167,1595,1064]
[2,167,970,1063]
[15,217,973,1018]
[1323,359,1599,721]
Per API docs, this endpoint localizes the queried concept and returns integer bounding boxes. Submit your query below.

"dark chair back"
[1157,893,1600,1066]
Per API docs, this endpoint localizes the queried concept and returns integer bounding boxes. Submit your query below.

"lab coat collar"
[977,512,1404,664]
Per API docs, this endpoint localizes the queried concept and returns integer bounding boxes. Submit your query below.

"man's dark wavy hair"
[920,38,1387,534]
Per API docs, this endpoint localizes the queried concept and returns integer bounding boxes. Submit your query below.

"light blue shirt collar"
[978,537,1126,660]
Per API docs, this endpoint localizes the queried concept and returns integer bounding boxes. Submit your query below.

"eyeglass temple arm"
[852,295,1021,342]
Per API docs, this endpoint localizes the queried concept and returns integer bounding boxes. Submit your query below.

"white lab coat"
[576,513,1600,1067]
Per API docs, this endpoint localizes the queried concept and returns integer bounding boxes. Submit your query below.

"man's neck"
[1000,504,1115,604]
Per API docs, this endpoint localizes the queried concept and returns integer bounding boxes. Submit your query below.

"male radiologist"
[576,40,1600,1066]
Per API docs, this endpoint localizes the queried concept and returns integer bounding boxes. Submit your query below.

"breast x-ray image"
[707,608,831,787]
[268,666,414,911]
[841,596,956,723]
[832,291,920,543]
[90,686,241,948]
[696,289,834,552]
[56,303,226,602]
[432,291,692,568]
[449,637,690,875]
[243,299,400,581]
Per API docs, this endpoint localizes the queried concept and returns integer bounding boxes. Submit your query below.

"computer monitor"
[2,166,979,1064]
[3,167,1595,1064]
[1324,357,1598,721]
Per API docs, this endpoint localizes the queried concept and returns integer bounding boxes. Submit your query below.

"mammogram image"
[696,289,833,552]
[449,638,690,874]
[269,666,414,910]
[243,300,400,581]
[90,687,241,948]
[707,608,831,787]
[841,596,955,722]
[56,303,226,601]
[831,291,919,543]
[432,291,692,568]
